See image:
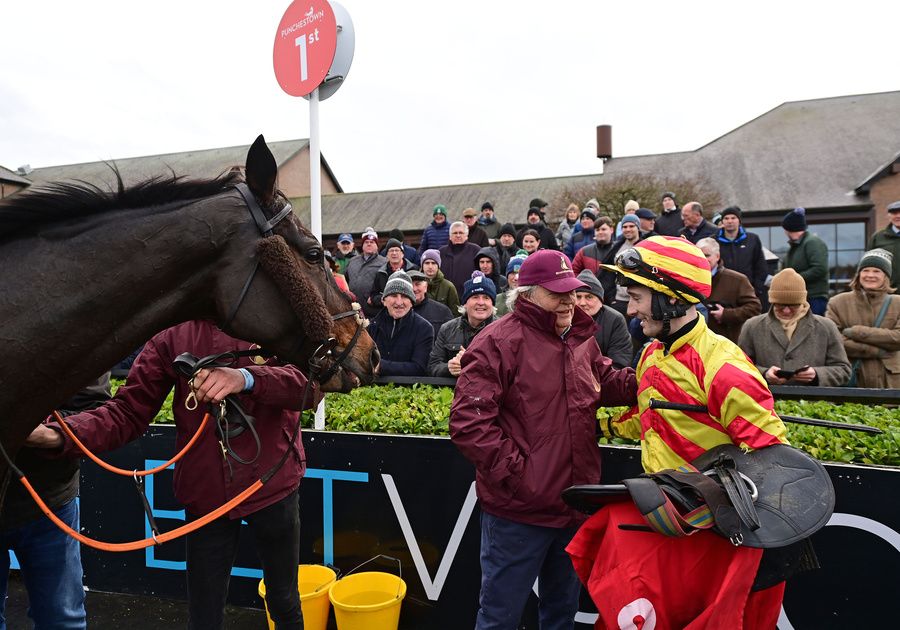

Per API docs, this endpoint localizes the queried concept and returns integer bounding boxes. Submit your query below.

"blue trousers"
[475,512,581,630]
[0,499,86,630]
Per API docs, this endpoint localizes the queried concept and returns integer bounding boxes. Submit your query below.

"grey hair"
[696,237,719,254]
[457,304,499,316]
[506,285,536,312]
[450,220,468,235]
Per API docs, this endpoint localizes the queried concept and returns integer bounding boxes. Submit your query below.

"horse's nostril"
[370,347,381,371]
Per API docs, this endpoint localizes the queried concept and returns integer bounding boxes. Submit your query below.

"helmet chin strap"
[650,291,690,338]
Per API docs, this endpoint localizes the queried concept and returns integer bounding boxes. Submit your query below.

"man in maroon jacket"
[26,320,321,630]
[450,250,637,629]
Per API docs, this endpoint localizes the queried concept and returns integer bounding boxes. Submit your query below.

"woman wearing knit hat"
[367,270,434,376]
[428,271,498,377]
[738,268,851,386]
[825,249,900,388]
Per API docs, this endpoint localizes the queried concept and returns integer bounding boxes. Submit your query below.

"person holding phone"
[738,268,851,386]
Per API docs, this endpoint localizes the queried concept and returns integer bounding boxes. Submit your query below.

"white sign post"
[273,0,355,429]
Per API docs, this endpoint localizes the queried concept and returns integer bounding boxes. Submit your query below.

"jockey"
[567,236,797,629]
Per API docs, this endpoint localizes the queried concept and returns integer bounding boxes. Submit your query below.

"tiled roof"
[21,139,316,189]
[602,91,900,212]
[0,166,31,185]
[289,173,602,236]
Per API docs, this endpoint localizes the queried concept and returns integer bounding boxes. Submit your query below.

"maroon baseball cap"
[517,250,586,293]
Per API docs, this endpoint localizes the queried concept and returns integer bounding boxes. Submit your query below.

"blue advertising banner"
[73,427,899,629]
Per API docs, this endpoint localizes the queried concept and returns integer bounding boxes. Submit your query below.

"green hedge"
[115,380,899,467]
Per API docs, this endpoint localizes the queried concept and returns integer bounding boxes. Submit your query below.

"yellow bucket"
[258,564,336,630]
[328,571,407,630]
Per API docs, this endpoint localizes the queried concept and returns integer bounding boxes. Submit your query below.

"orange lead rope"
[17,474,262,552]
[52,410,211,476]
[11,410,265,552]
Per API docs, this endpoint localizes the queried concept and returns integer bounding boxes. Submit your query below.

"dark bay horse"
[0,135,378,507]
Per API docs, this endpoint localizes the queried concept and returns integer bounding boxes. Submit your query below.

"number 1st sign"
[273,0,337,97]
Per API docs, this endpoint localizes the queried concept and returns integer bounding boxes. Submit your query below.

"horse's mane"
[0,169,244,238]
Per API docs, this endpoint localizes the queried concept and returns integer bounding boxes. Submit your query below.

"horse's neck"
[1,207,233,426]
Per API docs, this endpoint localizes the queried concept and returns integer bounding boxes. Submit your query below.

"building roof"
[602,91,900,212]
[289,172,603,236]
[0,165,31,186]
[19,139,342,193]
[294,90,900,236]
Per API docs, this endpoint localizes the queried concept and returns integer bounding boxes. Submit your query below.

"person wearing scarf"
[825,249,900,388]
[738,268,851,386]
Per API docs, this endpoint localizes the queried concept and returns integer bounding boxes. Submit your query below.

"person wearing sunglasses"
[584,235,794,628]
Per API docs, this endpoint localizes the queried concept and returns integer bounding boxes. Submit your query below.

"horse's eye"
[305,248,323,264]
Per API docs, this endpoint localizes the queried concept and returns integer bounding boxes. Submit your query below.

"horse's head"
[211,136,378,391]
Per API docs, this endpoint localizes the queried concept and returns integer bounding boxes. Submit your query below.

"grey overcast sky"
[1,0,897,193]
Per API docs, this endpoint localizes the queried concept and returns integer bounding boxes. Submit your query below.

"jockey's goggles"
[613,247,707,305]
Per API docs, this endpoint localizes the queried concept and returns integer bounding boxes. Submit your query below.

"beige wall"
[870,169,900,231]
[277,147,339,197]
[0,182,26,198]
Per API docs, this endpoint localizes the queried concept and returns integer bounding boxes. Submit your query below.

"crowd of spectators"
[328,195,900,386]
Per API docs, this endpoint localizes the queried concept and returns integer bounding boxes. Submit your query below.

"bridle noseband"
[225,182,367,384]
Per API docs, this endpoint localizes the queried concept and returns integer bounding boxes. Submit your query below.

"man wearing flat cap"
[635,208,658,236]
[462,207,490,248]
[450,249,636,629]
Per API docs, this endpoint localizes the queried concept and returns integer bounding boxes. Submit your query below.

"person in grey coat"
[738,268,851,386]
[574,270,633,369]
[429,272,497,377]
[345,228,386,317]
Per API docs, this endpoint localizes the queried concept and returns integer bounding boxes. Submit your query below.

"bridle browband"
[226,182,366,385]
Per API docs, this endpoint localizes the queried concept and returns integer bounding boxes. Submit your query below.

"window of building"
[746,222,866,295]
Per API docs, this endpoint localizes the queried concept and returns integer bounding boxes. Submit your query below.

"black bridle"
[225,182,367,385]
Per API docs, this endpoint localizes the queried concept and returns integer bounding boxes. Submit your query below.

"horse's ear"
[245,134,277,205]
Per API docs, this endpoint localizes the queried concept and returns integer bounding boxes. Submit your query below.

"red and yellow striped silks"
[611,317,787,473]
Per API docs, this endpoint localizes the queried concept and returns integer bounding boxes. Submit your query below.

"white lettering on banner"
[280,10,326,38]
[382,475,477,601]
[617,598,657,629]
[778,512,900,630]
[294,35,308,82]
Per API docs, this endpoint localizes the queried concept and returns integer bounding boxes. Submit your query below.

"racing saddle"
[563,444,835,548]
